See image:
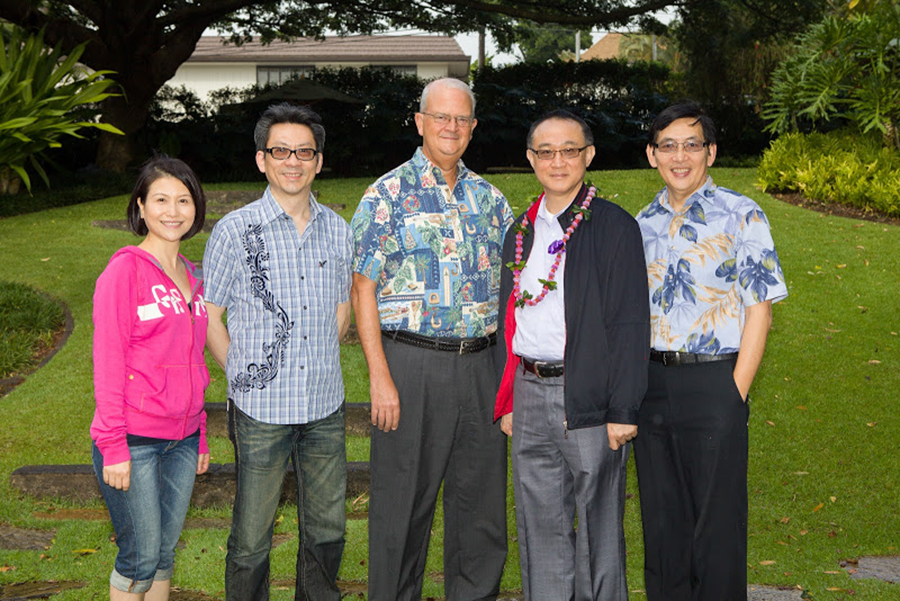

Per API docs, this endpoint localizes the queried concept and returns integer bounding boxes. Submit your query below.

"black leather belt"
[521,357,564,378]
[650,349,737,367]
[382,329,496,354]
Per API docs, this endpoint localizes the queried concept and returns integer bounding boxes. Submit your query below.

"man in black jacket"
[494,109,649,600]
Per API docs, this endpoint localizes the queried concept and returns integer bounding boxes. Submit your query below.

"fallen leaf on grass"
[867,422,877,427]
[800,530,808,535]
[824,328,841,333]
[0,565,15,572]
[759,560,776,565]
[813,502,825,512]
[766,420,775,426]
[868,359,881,365]
[830,496,837,502]
[780,516,791,524]
[41,257,51,262]
[72,548,98,555]
[824,570,840,574]
[777,540,788,545]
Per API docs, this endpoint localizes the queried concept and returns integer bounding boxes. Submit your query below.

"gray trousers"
[511,368,629,601]
[368,337,508,601]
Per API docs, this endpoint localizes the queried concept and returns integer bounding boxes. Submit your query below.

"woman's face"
[138,176,196,244]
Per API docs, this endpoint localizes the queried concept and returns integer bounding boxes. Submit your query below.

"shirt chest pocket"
[304,252,346,307]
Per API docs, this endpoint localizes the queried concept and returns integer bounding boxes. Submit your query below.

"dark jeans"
[225,402,346,601]
[635,359,749,601]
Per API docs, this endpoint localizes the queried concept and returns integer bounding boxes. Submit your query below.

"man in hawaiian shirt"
[635,103,788,601]
[205,103,352,600]
[351,77,513,600]
[493,109,649,600]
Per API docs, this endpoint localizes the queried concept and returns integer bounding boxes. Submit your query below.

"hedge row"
[757,130,900,216]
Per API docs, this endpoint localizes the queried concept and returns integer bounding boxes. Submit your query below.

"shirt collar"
[411,147,469,186]
[258,186,322,224]
[653,175,717,214]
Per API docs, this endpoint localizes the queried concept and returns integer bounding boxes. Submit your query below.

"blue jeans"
[92,437,198,593]
[225,402,347,601]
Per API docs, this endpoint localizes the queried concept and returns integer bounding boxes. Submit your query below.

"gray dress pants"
[511,367,630,601]
[368,337,508,601]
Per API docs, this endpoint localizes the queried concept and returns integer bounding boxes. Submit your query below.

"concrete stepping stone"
[0,525,54,551]
[11,462,370,508]
[747,584,805,600]
[0,580,86,599]
[845,555,900,583]
[204,401,370,439]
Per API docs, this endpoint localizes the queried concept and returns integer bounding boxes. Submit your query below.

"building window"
[257,66,314,86]
[381,65,417,77]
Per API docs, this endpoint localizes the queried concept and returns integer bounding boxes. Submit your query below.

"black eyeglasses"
[651,140,709,154]
[265,147,319,161]
[529,146,589,161]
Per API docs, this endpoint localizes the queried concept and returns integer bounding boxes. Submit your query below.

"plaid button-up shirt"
[204,188,352,424]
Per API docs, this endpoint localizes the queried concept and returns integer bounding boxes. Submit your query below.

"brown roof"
[581,33,623,61]
[188,35,469,63]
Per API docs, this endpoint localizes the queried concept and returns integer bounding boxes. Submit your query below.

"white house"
[168,34,471,100]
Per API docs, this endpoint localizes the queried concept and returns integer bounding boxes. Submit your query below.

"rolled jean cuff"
[110,568,154,594]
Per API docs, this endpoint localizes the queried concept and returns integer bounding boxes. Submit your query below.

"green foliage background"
[0,28,121,193]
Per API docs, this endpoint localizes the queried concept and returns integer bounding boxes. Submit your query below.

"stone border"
[11,462,370,508]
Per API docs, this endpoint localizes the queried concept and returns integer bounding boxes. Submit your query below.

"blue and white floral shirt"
[636,177,788,354]
[351,148,513,338]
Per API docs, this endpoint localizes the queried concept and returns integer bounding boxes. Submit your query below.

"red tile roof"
[188,34,469,63]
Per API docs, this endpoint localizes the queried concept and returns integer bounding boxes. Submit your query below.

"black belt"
[382,329,496,354]
[520,357,564,378]
[650,349,737,367]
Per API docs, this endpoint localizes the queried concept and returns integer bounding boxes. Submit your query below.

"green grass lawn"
[0,167,897,600]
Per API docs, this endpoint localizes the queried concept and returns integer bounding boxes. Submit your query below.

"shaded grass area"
[0,281,66,379]
[0,169,897,599]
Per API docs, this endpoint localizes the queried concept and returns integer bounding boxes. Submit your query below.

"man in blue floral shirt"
[634,103,788,601]
[351,78,513,600]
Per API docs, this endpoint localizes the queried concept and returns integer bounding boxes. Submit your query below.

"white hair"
[419,78,476,115]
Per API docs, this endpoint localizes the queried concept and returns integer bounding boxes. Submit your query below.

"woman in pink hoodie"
[91,156,209,600]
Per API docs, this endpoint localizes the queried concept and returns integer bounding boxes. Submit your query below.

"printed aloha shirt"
[636,177,788,354]
[351,148,513,338]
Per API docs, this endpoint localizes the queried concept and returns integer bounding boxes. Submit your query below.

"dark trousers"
[368,337,508,601]
[225,403,346,601]
[634,359,749,601]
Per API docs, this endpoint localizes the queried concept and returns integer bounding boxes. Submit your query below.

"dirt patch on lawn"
[771,191,900,227]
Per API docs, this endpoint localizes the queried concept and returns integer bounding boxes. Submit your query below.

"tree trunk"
[94,78,160,172]
[0,166,22,195]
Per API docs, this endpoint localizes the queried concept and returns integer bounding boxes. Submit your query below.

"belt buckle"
[661,351,677,367]
[533,360,549,378]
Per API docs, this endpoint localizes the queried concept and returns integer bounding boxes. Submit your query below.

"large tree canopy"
[0,0,676,171]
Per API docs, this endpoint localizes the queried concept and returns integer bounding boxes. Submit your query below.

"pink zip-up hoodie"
[91,246,210,465]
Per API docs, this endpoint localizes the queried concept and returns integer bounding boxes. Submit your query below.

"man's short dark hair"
[126,155,206,240]
[648,103,717,146]
[527,109,594,148]
[254,103,326,153]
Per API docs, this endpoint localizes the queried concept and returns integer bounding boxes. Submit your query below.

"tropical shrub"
[757,129,900,216]
[763,0,900,149]
[0,27,121,194]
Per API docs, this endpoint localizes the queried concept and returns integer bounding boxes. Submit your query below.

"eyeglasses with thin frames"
[529,146,589,161]
[420,112,475,128]
[264,147,319,161]
[651,140,710,154]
